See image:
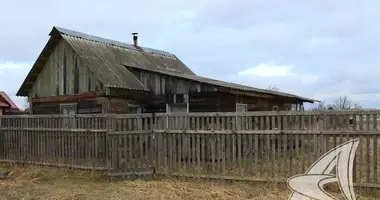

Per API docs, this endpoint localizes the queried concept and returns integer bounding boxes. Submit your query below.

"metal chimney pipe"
[132,33,138,46]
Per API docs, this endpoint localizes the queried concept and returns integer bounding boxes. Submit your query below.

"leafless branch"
[333,96,352,110]
[267,85,279,92]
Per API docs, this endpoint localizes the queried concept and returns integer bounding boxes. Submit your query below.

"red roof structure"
[0,91,19,111]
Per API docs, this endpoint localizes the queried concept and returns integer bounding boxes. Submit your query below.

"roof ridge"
[53,26,176,58]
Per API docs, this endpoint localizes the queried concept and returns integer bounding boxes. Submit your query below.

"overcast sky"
[1,0,380,109]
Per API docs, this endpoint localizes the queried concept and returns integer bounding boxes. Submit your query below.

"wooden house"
[16,27,317,115]
[0,92,20,115]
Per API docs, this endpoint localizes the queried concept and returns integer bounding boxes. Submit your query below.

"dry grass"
[0,164,377,200]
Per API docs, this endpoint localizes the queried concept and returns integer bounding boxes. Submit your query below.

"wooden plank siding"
[28,39,104,100]
[127,67,296,112]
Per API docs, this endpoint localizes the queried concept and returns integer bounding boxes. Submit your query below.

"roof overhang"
[122,64,319,103]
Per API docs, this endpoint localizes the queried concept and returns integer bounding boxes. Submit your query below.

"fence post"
[106,114,116,179]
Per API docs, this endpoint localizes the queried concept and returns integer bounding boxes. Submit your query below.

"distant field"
[0,164,378,200]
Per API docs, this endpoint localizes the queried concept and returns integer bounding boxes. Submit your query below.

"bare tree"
[267,85,279,92]
[333,96,352,110]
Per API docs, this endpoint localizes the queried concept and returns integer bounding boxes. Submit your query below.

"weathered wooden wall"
[107,97,142,114]
[32,97,104,114]
[28,39,104,100]
[127,68,296,112]
[127,68,216,96]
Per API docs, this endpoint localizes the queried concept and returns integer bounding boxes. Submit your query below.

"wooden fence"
[0,110,379,188]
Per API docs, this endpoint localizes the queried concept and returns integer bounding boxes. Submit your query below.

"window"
[127,104,141,114]
[61,103,77,115]
[236,103,248,112]
[60,103,77,128]
[167,103,189,113]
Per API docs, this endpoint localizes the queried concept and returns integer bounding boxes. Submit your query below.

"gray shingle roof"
[121,63,318,103]
[17,26,317,103]
[56,27,195,75]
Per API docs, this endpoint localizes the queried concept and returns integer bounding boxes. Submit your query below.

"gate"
[107,130,155,178]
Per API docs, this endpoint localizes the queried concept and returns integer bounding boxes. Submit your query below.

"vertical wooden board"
[253,134,258,176]
[366,134,370,183]
[353,114,357,131]
[248,116,252,130]
[301,134,305,173]
[326,134,330,155]
[187,133,192,172]
[295,114,299,130]
[196,133,201,172]
[295,134,299,175]
[374,114,378,130]
[161,132,167,172]
[242,133,247,175]
[359,135,363,183]
[277,133,282,178]
[168,132,173,172]
[283,134,287,176]
[211,134,216,174]
[226,117,231,130]
[271,134,276,178]
[232,134,236,174]
[111,136,117,173]
[313,133,318,161]
[221,133,226,175]
[360,114,364,130]
[300,116,305,130]
[225,133,231,174]
[145,132,150,168]
[232,116,236,130]
[373,134,377,183]
[155,132,161,172]
[177,132,182,172]
[307,115,312,130]
[237,133,243,176]
[283,116,288,130]
[271,116,276,130]
[196,133,201,173]
[248,133,253,175]
[277,115,282,130]
[266,134,270,176]
[259,134,264,176]
[266,116,270,130]
[289,134,293,176]
[128,134,134,171]
[201,117,205,130]
[216,116,220,130]
[221,117,226,130]
[367,114,371,131]
[201,133,206,173]
[254,116,258,130]
[172,132,177,172]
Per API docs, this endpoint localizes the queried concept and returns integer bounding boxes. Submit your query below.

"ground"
[0,164,378,200]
